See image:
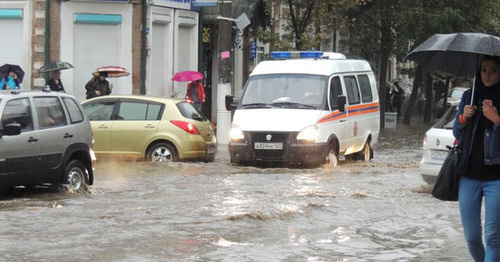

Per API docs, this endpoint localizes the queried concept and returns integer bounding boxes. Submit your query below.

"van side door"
[343,75,362,152]
[322,76,347,150]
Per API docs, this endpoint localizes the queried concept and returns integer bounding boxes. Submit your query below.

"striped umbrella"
[92,66,130,78]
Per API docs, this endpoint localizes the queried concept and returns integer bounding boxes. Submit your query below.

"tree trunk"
[378,0,391,129]
[424,72,433,123]
[402,66,422,125]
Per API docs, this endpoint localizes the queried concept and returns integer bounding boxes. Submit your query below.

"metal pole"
[44,0,51,82]
[140,0,148,95]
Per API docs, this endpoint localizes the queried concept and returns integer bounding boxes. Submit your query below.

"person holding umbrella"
[0,68,21,90]
[453,55,500,262]
[47,70,65,92]
[85,71,111,99]
[185,79,206,113]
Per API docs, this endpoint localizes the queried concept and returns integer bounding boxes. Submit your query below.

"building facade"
[0,0,201,103]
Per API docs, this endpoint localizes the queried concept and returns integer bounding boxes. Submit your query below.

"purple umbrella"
[0,64,25,83]
[172,71,203,82]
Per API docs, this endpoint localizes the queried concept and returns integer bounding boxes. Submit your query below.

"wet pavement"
[0,120,471,261]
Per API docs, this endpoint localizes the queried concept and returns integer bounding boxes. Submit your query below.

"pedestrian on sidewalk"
[453,55,500,262]
[85,72,111,99]
[186,80,205,113]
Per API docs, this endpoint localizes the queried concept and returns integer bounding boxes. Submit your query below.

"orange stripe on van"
[317,111,347,124]
[317,102,379,124]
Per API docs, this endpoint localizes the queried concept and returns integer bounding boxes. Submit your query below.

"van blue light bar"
[300,51,323,58]
[270,51,324,60]
[270,51,292,59]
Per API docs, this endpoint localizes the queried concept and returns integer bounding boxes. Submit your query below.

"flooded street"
[0,123,470,261]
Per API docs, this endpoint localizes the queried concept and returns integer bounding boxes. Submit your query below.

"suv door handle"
[28,137,38,143]
[64,133,74,138]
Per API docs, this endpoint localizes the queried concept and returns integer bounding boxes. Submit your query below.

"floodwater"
[0,123,471,261]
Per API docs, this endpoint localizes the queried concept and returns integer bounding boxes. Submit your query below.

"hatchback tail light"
[453,139,458,146]
[171,120,200,134]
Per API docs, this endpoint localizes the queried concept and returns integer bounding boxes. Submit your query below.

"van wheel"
[325,147,338,167]
[63,160,87,191]
[147,142,178,162]
[360,142,372,161]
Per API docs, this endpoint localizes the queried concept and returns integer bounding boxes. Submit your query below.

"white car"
[437,86,469,116]
[420,103,458,184]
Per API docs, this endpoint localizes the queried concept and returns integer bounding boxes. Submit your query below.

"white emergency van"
[225,51,380,166]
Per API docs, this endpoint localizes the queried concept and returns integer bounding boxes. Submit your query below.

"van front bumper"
[228,142,328,165]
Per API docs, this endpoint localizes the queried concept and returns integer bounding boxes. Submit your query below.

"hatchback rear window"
[176,102,205,121]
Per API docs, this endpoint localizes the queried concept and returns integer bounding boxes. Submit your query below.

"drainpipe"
[44,0,51,80]
[140,0,148,95]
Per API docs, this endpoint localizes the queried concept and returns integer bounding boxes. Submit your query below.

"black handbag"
[431,144,461,201]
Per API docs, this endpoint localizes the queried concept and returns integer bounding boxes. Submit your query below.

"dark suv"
[0,90,94,193]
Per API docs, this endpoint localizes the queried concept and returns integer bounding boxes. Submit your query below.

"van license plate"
[254,142,283,150]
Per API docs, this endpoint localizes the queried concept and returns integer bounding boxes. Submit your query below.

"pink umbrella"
[172,71,203,82]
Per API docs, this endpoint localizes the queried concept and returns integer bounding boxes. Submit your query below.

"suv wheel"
[147,142,178,162]
[63,160,87,191]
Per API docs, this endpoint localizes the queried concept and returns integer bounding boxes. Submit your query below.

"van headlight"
[229,125,245,141]
[297,125,318,142]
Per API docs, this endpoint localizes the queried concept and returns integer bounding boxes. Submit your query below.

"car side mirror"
[0,123,21,137]
[225,95,238,111]
[336,95,347,112]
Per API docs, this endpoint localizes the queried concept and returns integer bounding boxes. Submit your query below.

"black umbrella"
[405,32,500,77]
[0,64,25,83]
[38,61,74,73]
[405,32,500,104]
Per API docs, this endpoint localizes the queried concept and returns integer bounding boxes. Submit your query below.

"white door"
[0,17,24,86]
[173,26,193,99]
[73,23,119,101]
[151,22,167,98]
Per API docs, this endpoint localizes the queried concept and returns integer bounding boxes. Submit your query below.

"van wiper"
[273,102,316,109]
[241,103,273,109]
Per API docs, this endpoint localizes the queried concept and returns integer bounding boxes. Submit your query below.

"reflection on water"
[0,123,470,261]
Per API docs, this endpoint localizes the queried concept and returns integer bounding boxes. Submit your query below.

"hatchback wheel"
[147,143,178,162]
[63,160,87,191]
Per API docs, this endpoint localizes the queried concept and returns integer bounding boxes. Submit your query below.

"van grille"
[247,132,296,161]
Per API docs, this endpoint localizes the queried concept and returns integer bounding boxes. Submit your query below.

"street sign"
[250,41,256,59]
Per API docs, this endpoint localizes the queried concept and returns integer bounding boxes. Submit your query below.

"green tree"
[251,0,357,50]
[346,0,499,126]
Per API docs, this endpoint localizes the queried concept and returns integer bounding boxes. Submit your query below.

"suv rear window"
[176,102,205,121]
[63,97,84,123]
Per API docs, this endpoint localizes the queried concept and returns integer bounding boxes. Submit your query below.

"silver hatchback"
[0,90,94,193]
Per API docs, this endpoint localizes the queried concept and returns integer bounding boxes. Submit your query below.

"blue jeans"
[459,176,500,262]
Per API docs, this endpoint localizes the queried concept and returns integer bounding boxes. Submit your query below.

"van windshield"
[240,74,327,109]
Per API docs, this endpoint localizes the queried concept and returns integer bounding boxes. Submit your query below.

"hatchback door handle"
[64,133,74,138]
[145,125,155,128]
[28,137,38,143]
[98,125,109,129]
